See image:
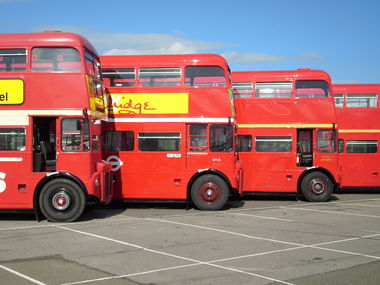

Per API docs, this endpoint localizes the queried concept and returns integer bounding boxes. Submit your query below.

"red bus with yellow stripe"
[232,69,339,201]
[101,54,242,210]
[0,32,113,222]
[333,84,380,188]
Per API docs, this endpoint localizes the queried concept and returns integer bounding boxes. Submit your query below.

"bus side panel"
[238,129,299,193]
[239,152,299,192]
[339,134,380,187]
[0,151,37,208]
[103,122,188,200]
[116,151,188,199]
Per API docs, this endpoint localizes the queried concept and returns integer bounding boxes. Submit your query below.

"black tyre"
[301,171,333,202]
[191,174,229,210]
[39,178,86,222]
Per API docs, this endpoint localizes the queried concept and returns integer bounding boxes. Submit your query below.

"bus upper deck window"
[334,94,344,108]
[256,82,292,98]
[346,94,377,108]
[296,80,330,98]
[32,48,81,72]
[232,83,253,98]
[0,49,27,72]
[139,68,181,87]
[102,68,136,87]
[185,66,226,87]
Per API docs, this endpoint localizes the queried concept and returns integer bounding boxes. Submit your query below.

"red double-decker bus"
[333,84,380,188]
[101,54,242,210]
[232,69,339,201]
[0,32,113,222]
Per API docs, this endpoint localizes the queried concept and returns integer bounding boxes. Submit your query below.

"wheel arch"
[297,167,338,194]
[187,169,232,201]
[33,172,88,221]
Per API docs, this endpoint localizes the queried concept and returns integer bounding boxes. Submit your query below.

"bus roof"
[100,54,229,69]
[0,31,98,55]
[333,84,380,94]
[232,69,331,83]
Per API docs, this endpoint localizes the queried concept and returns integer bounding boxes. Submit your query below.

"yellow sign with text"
[109,93,189,115]
[0,79,24,105]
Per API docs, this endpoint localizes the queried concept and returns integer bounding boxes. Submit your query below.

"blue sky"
[1,0,379,83]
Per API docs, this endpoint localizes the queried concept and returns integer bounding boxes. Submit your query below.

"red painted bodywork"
[232,69,339,193]
[333,84,380,187]
[101,54,242,200]
[0,32,112,210]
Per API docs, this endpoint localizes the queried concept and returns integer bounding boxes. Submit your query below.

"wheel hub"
[52,191,70,211]
[200,182,221,203]
[310,179,326,195]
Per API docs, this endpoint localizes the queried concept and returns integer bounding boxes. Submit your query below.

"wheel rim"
[52,190,71,211]
[309,178,327,195]
[199,182,221,203]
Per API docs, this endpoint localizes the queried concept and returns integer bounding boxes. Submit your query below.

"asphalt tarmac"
[0,191,379,285]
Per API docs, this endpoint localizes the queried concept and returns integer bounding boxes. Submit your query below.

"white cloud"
[104,41,199,55]
[222,51,286,64]
[31,25,228,55]
[94,33,227,55]
[295,52,325,61]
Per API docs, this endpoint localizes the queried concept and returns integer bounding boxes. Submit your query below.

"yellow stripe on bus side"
[339,129,380,133]
[109,93,189,115]
[237,123,335,128]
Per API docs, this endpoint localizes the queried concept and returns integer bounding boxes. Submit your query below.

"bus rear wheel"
[191,174,229,211]
[301,171,332,202]
[39,178,86,222]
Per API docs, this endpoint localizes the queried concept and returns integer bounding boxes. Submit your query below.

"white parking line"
[1,196,380,284]
[56,225,293,285]
[282,206,380,218]
[0,224,55,231]
[342,203,380,208]
[0,217,139,231]
[61,263,201,285]
[226,197,380,214]
[231,212,294,222]
[314,233,380,247]
[146,217,380,260]
[57,226,380,285]
[146,218,301,246]
[0,265,46,285]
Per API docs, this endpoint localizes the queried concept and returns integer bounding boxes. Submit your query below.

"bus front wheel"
[39,178,86,222]
[301,171,332,202]
[191,174,229,211]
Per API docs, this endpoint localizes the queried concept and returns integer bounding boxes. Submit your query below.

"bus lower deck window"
[346,140,378,153]
[255,136,292,152]
[0,128,26,151]
[138,133,180,151]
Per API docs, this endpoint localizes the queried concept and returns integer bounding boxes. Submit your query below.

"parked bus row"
[0,32,378,222]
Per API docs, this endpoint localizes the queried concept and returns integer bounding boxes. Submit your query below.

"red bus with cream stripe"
[0,32,112,222]
[333,84,380,188]
[101,54,242,210]
[232,69,339,201]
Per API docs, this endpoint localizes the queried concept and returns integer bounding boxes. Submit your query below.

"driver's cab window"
[210,124,233,152]
[61,118,90,152]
